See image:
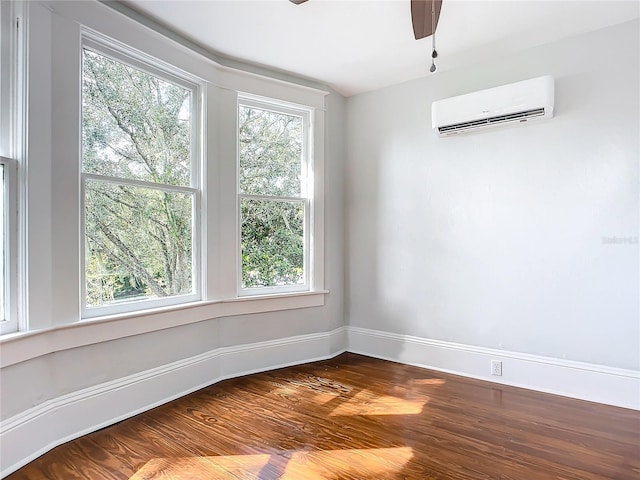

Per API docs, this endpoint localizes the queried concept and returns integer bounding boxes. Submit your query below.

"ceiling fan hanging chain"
[430,0,438,72]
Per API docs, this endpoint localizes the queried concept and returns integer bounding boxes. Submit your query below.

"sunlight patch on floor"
[412,378,446,387]
[310,391,342,404]
[129,447,413,479]
[273,377,355,405]
[269,385,343,406]
[328,390,428,416]
[129,453,272,479]
[281,447,414,479]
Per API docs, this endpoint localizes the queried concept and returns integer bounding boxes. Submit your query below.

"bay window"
[0,0,326,348]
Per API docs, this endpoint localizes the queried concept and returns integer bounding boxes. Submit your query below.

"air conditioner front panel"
[431,76,554,135]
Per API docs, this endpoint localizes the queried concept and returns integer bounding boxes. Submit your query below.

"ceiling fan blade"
[289,0,309,4]
[411,0,443,40]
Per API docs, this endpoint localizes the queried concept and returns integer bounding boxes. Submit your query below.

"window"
[238,98,312,295]
[81,42,201,316]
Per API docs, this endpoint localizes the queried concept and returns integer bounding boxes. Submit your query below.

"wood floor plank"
[6,353,640,479]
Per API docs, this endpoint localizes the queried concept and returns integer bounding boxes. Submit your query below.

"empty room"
[0,0,638,478]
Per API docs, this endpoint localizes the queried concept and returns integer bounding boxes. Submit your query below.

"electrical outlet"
[491,360,502,376]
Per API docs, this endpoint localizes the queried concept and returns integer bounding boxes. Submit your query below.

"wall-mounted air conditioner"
[432,75,554,137]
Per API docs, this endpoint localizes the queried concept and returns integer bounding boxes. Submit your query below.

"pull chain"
[430,0,438,72]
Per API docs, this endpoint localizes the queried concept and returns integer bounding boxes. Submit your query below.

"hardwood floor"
[7,353,640,479]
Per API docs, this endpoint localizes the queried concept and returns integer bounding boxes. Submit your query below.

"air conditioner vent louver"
[432,76,554,137]
[438,108,546,135]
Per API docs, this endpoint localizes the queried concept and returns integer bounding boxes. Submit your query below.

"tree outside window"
[238,102,310,292]
[82,47,199,312]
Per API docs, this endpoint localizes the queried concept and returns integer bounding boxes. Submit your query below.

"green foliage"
[241,199,304,288]
[82,49,193,306]
[239,106,306,288]
[82,50,191,186]
[239,106,302,197]
[82,50,307,304]
[84,181,192,305]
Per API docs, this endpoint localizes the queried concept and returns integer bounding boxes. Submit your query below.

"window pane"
[239,106,302,197]
[241,198,304,288]
[82,49,192,187]
[85,180,193,308]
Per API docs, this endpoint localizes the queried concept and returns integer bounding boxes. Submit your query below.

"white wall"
[1,8,639,476]
[346,20,639,371]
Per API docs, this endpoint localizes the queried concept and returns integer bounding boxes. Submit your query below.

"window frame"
[0,0,13,155]
[0,0,24,335]
[237,96,313,296]
[80,36,204,318]
[0,156,17,333]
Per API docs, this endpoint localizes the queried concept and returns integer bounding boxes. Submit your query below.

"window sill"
[0,290,328,368]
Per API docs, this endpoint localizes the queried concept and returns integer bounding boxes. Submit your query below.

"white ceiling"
[123,0,640,96]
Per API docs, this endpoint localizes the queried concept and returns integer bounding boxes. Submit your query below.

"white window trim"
[0,290,328,368]
[0,0,15,158]
[237,96,313,296]
[0,156,18,334]
[0,0,25,335]
[80,35,204,318]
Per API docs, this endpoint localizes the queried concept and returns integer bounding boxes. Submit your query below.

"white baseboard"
[0,327,347,478]
[347,326,640,411]
[3,324,638,478]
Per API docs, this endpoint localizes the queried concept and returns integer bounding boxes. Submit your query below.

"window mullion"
[82,173,198,195]
[239,193,304,203]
